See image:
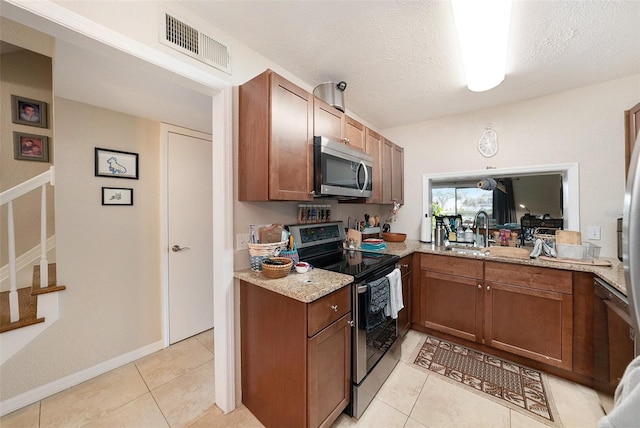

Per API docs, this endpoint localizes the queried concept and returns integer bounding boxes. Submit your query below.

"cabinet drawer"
[308,286,351,337]
[485,261,572,294]
[421,254,483,279]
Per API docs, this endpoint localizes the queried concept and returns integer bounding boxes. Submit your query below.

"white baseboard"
[0,340,164,417]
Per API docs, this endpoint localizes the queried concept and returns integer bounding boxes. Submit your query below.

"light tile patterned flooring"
[1,329,613,428]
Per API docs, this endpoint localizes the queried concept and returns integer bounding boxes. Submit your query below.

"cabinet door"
[270,73,314,200]
[308,314,351,428]
[344,115,366,151]
[606,303,635,387]
[381,139,393,204]
[391,144,404,205]
[484,281,573,370]
[398,255,412,337]
[421,270,483,343]
[625,101,640,179]
[314,97,345,142]
[365,129,383,204]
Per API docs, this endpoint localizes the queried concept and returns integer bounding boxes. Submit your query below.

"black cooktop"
[303,249,399,281]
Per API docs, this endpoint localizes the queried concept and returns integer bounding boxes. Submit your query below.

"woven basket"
[261,257,293,279]
[248,241,287,271]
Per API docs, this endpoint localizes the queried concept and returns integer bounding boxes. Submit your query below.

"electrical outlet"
[587,226,601,240]
[237,233,250,250]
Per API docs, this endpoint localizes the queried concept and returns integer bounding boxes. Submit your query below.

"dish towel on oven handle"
[364,276,390,332]
[384,268,404,319]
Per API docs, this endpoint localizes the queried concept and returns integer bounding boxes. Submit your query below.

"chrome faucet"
[473,211,490,248]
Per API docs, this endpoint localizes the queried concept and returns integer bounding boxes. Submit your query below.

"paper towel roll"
[420,213,431,242]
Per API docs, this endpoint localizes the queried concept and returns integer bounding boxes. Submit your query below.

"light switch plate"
[587,226,601,240]
[237,233,250,250]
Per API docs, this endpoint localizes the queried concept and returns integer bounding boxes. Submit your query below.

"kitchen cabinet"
[365,128,383,204]
[314,97,345,143]
[381,138,404,205]
[484,262,573,371]
[239,69,314,201]
[241,281,351,428]
[593,277,635,394]
[418,255,573,370]
[419,254,484,343]
[625,101,640,179]
[397,254,413,337]
[344,116,366,151]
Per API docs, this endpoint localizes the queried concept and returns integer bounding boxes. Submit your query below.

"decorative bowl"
[261,257,293,279]
[382,232,407,242]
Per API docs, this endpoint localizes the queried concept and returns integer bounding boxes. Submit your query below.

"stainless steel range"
[287,221,401,418]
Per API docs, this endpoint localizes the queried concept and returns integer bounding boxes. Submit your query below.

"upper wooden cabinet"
[239,70,314,201]
[382,138,404,205]
[344,116,366,151]
[239,69,404,203]
[365,129,383,204]
[314,97,345,143]
[625,101,640,179]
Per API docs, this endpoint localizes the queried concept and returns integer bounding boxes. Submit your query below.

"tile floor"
[1,329,612,428]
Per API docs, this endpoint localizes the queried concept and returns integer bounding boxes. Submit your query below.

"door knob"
[172,245,190,252]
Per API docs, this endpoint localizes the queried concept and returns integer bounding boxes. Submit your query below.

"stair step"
[32,263,66,295]
[0,287,44,333]
[0,263,65,334]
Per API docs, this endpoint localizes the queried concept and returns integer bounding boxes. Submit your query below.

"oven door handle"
[357,284,368,294]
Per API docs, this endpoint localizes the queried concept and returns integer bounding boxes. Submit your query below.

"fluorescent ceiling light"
[451,0,512,92]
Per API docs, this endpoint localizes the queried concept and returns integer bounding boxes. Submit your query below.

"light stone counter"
[235,239,626,303]
[234,268,353,303]
[395,239,626,296]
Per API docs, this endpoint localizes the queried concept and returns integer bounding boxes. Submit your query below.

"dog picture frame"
[95,147,139,179]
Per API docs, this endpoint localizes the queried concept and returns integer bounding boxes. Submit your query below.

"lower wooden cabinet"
[241,281,351,428]
[418,254,574,371]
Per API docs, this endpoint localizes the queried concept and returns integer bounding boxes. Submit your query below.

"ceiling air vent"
[161,11,231,74]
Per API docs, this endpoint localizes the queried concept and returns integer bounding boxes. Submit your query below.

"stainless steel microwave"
[313,136,373,199]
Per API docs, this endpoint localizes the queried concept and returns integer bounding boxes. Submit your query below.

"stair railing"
[0,166,54,323]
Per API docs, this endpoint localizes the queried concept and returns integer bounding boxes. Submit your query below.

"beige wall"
[0,27,55,274]
[383,73,640,258]
[0,98,162,400]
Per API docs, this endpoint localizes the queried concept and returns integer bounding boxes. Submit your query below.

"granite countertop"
[235,239,627,303]
[234,267,354,303]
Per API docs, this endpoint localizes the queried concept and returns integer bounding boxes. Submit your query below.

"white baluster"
[40,184,48,288]
[8,201,19,322]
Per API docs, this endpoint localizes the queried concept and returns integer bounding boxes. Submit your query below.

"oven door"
[314,136,372,198]
[353,267,398,384]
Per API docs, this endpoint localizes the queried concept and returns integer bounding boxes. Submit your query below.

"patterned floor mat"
[413,335,560,426]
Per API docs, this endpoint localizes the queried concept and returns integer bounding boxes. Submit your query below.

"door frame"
[161,124,214,345]
[5,1,237,414]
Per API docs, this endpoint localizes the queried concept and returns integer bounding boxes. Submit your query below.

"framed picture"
[102,187,133,206]
[95,147,139,179]
[11,95,48,128]
[13,132,49,162]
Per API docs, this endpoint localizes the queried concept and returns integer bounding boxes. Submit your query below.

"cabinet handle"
[401,264,409,268]
[348,320,355,327]
[478,284,482,289]
[486,285,491,291]
[331,305,338,312]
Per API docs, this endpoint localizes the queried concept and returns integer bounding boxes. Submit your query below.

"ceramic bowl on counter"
[382,232,407,242]
[295,261,311,274]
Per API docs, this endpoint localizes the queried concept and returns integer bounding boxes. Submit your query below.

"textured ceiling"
[181,0,640,129]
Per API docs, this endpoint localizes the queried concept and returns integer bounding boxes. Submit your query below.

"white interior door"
[168,129,214,344]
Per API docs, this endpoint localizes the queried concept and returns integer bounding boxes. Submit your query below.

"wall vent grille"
[161,11,231,74]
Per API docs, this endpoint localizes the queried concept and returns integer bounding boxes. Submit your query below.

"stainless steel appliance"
[623,133,640,356]
[287,221,400,418]
[313,136,373,199]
